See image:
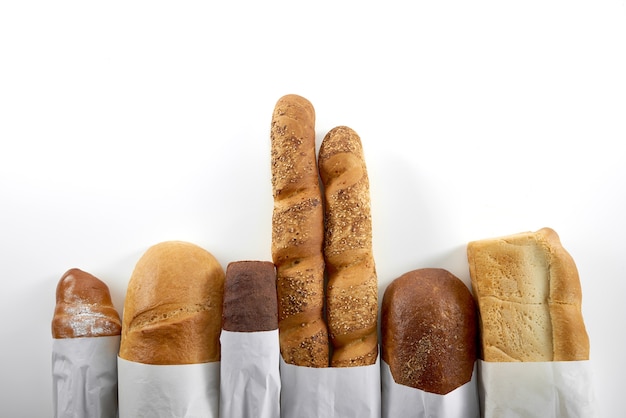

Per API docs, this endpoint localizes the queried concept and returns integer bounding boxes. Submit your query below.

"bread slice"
[467,227,589,361]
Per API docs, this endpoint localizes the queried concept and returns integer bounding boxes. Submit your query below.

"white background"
[1,1,625,416]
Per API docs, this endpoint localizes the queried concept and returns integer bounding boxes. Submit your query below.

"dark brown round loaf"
[222,261,278,332]
[381,268,478,395]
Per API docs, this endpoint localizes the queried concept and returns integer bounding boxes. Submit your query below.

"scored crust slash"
[119,241,225,365]
[270,94,378,368]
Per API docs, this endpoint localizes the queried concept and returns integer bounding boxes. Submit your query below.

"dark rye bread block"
[222,261,278,332]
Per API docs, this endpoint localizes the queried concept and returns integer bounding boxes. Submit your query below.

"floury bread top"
[52,268,121,339]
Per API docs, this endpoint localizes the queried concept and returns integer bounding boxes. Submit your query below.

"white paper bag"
[279,352,381,418]
[381,359,479,418]
[478,360,597,418]
[219,329,281,418]
[117,357,220,418]
[52,336,120,418]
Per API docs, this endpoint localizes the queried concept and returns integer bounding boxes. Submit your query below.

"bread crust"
[222,261,278,332]
[119,241,225,365]
[381,268,478,395]
[52,268,121,338]
[318,126,378,367]
[270,94,330,367]
[467,227,590,362]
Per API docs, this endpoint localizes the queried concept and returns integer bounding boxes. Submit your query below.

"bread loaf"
[467,227,590,362]
[381,268,478,395]
[318,125,378,367]
[270,94,330,367]
[222,261,278,332]
[119,241,225,365]
[52,268,121,339]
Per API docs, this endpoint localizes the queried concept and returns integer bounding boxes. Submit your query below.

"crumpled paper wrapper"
[117,357,219,418]
[478,360,597,418]
[381,359,479,418]
[279,351,381,418]
[52,335,120,418]
[219,329,281,418]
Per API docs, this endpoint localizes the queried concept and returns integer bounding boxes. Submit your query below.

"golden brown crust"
[270,94,330,367]
[119,241,225,365]
[52,268,121,339]
[318,126,378,367]
[222,261,278,332]
[381,268,478,394]
[467,227,590,362]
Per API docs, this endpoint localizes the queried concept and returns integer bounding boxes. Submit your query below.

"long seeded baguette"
[270,94,330,367]
[318,125,378,367]
[467,227,590,362]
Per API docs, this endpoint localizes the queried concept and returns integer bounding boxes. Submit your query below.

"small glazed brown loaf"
[318,126,378,367]
[119,241,225,365]
[222,261,278,332]
[467,227,590,362]
[381,268,478,395]
[270,94,330,367]
[52,268,122,338]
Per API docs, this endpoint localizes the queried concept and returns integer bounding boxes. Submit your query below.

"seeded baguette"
[52,268,121,339]
[270,94,330,367]
[467,227,590,362]
[318,126,378,367]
